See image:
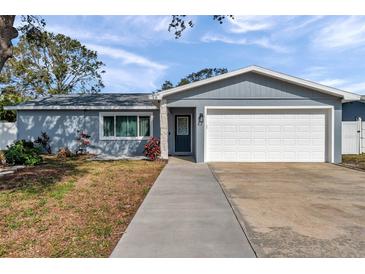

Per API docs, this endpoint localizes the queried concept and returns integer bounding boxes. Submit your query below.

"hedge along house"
[5,65,361,163]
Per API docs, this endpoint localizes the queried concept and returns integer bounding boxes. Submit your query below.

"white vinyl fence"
[0,122,17,150]
[342,118,365,154]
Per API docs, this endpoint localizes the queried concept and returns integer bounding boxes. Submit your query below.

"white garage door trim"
[203,106,334,163]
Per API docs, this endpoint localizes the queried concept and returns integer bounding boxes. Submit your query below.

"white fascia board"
[3,105,158,111]
[154,65,361,101]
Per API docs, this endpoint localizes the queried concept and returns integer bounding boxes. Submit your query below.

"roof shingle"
[5,93,157,110]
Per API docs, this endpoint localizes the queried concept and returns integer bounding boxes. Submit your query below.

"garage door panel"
[268,139,281,145]
[267,146,281,151]
[269,132,282,138]
[254,139,266,145]
[223,151,236,160]
[238,152,251,159]
[312,139,325,146]
[297,152,311,160]
[297,139,311,145]
[223,126,235,132]
[222,139,237,146]
[297,126,309,132]
[208,139,222,146]
[253,132,266,138]
[239,126,251,132]
[237,146,251,152]
[312,152,324,158]
[237,132,252,139]
[206,109,327,162]
[268,152,281,159]
[239,139,252,145]
[311,132,324,138]
[253,152,266,160]
[223,146,237,152]
[268,126,281,132]
[296,131,310,138]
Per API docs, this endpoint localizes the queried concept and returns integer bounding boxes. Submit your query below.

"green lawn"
[0,156,165,257]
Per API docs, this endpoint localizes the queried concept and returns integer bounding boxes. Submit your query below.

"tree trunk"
[0,15,18,72]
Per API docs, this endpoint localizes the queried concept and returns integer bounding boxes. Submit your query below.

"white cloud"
[103,67,165,92]
[252,38,290,54]
[46,16,174,47]
[300,67,364,93]
[87,44,167,70]
[341,82,365,94]
[313,16,365,50]
[88,44,168,91]
[227,16,276,33]
[152,16,171,32]
[47,25,132,44]
[319,78,348,87]
[201,34,290,53]
[301,66,328,80]
[283,16,324,33]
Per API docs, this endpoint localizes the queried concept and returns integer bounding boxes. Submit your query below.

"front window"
[103,116,114,137]
[139,116,150,137]
[100,112,152,140]
[116,116,137,137]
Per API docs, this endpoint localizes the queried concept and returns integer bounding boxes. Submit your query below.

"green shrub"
[4,140,42,166]
[34,131,52,154]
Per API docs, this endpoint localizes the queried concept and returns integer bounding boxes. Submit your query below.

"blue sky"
[17,16,365,94]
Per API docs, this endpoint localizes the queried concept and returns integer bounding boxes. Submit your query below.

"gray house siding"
[17,109,160,156]
[342,101,365,121]
[165,72,342,163]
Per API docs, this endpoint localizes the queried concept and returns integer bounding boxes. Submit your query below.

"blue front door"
[175,115,191,153]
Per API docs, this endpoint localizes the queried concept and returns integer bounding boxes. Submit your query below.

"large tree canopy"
[159,67,228,91]
[0,90,25,122]
[0,32,105,97]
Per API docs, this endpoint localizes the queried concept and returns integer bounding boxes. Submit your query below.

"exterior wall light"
[199,113,204,124]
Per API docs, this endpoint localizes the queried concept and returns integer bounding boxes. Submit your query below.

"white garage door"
[206,109,327,162]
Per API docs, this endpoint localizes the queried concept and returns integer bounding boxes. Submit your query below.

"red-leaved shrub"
[144,137,161,160]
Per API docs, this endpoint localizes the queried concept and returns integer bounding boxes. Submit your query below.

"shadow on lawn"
[0,157,87,191]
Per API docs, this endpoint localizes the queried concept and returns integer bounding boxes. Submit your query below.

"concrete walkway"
[111,157,255,258]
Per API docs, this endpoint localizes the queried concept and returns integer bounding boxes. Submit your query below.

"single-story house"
[5,65,362,163]
[342,98,365,121]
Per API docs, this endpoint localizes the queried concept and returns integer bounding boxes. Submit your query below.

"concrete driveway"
[111,157,255,258]
[209,163,365,257]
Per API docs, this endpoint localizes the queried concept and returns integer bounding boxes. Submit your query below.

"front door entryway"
[175,115,191,153]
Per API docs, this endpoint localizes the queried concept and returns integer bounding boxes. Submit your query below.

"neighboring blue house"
[342,99,365,121]
[5,65,362,163]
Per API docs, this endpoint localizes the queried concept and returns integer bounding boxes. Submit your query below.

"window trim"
[99,112,153,140]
